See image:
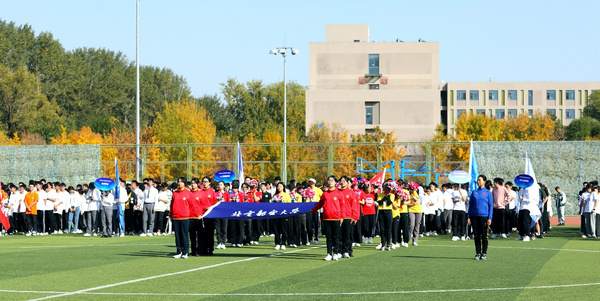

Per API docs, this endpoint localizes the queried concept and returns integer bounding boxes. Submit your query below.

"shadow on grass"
[393,255,471,260]
[118,250,322,260]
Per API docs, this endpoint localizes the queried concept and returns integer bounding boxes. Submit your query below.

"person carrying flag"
[468,175,494,260]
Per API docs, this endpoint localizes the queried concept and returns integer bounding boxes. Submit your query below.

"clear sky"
[3,0,599,98]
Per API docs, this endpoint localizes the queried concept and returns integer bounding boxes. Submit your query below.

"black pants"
[311,211,321,241]
[341,219,353,254]
[518,209,532,237]
[492,208,506,234]
[362,214,375,238]
[172,219,189,255]
[378,210,393,247]
[353,214,362,243]
[251,220,261,242]
[155,211,166,233]
[392,216,400,244]
[125,209,134,233]
[53,213,62,232]
[323,220,341,255]
[425,214,436,233]
[26,214,37,232]
[46,211,54,233]
[215,219,228,244]
[399,213,410,244]
[134,210,143,233]
[298,214,308,245]
[199,218,215,254]
[231,219,245,245]
[189,219,201,254]
[471,216,489,255]
[16,213,26,233]
[243,219,252,244]
[306,212,313,241]
[274,218,289,246]
[452,210,466,237]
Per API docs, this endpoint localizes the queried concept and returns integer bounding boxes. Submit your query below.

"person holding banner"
[229,180,245,247]
[215,181,230,250]
[467,175,493,260]
[171,177,191,259]
[339,176,358,258]
[198,176,217,255]
[311,176,342,261]
[273,182,291,250]
[188,178,203,256]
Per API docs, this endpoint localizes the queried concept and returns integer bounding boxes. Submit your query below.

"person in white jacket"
[100,190,114,238]
[67,186,82,234]
[154,182,171,235]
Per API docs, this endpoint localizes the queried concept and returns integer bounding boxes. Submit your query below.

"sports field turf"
[1,226,598,301]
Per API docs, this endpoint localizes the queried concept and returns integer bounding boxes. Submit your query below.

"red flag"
[0,180,7,231]
[370,168,386,193]
[0,210,9,231]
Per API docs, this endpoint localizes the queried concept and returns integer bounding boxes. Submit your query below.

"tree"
[583,90,600,121]
[151,99,217,179]
[195,94,235,139]
[565,117,600,140]
[0,64,60,137]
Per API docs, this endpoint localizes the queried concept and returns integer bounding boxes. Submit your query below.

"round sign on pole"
[514,174,535,188]
[94,177,116,191]
[214,170,236,183]
[448,170,470,184]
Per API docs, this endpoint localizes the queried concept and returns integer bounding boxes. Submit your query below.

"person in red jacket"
[311,175,342,261]
[188,178,203,256]
[199,176,217,255]
[170,177,191,259]
[339,176,358,258]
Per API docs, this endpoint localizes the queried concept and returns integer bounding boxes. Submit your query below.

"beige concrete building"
[305,25,600,141]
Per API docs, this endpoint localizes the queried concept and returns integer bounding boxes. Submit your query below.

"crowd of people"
[2,174,596,260]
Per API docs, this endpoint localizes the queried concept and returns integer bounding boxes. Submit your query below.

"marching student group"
[2,174,598,260]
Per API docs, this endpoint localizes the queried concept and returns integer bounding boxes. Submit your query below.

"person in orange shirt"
[24,183,39,236]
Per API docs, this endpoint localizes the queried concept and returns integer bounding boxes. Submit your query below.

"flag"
[525,152,541,228]
[115,157,124,233]
[237,142,244,185]
[370,168,386,193]
[468,140,479,195]
[0,180,9,231]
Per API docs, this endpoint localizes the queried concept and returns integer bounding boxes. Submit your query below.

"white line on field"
[26,246,323,301]
[8,282,600,297]
[2,243,166,250]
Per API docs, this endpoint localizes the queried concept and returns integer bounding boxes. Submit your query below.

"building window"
[546,90,556,100]
[365,102,380,125]
[528,109,533,117]
[489,90,498,101]
[566,90,575,100]
[368,54,379,75]
[496,109,505,119]
[528,90,533,105]
[469,90,479,101]
[566,109,575,119]
[508,90,517,101]
[547,109,556,116]
[508,109,518,118]
[457,109,466,119]
[457,90,466,100]
[476,109,485,115]
[369,84,379,90]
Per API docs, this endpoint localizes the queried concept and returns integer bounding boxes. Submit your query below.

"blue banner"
[202,202,316,220]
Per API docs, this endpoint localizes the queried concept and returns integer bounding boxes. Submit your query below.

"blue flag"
[237,142,244,184]
[468,140,479,195]
[202,202,316,220]
[115,157,124,233]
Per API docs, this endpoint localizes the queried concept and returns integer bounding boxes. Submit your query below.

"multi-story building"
[305,24,600,141]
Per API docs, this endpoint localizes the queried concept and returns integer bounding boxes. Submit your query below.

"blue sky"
[3,0,599,98]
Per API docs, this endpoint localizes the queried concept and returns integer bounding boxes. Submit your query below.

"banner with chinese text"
[202,202,316,220]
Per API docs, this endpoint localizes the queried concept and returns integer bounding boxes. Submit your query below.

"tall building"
[305,25,600,141]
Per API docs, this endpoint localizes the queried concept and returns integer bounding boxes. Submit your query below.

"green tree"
[565,117,600,140]
[0,64,60,136]
[583,90,600,121]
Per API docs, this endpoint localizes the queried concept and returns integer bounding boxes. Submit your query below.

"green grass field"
[1,226,599,301]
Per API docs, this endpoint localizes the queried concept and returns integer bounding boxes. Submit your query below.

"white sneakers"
[452,236,459,241]
[216,243,227,249]
[501,234,507,239]
[391,244,397,250]
[281,245,286,250]
[140,233,146,237]
[324,254,333,261]
[460,236,466,241]
[147,233,153,237]
[275,245,281,250]
[83,233,91,237]
[402,242,409,247]
[173,253,182,259]
[375,243,383,250]
[523,236,531,242]
[181,254,188,259]
[343,252,350,258]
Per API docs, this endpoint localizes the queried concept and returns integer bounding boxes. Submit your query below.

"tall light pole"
[270,46,298,185]
[135,0,141,181]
